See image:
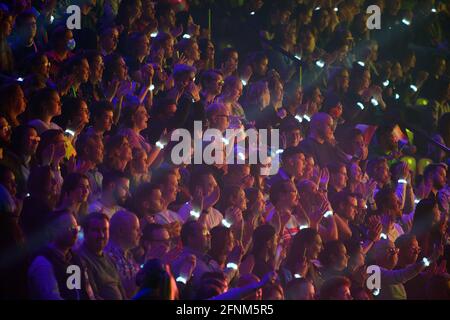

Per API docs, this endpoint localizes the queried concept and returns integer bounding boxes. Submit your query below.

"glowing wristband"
[190,210,200,219]
[299,224,309,230]
[176,276,187,284]
[226,262,238,270]
[156,141,165,149]
[397,179,407,184]
[422,257,431,267]
[324,210,333,218]
[294,274,302,279]
[222,219,232,228]
[380,233,388,240]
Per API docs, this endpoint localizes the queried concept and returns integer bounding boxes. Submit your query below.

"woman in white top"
[27,87,62,135]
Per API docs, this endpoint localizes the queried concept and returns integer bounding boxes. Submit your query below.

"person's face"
[89,137,104,164]
[134,152,148,173]
[207,73,224,96]
[302,31,316,53]
[387,193,402,220]
[361,70,371,90]
[303,156,314,179]
[329,103,343,119]
[334,244,350,271]
[165,9,176,29]
[291,153,305,178]
[350,245,366,269]
[21,16,37,40]
[148,188,163,213]
[23,127,40,155]
[164,38,174,59]
[188,41,201,62]
[224,231,235,254]
[1,15,13,37]
[91,55,104,81]
[56,214,79,249]
[85,218,109,253]
[350,163,363,182]
[332,166,348,190]
[433,167,447,190]
[75,101,90,127]
[137,35,150,57]
[400,238,420,265]
[164,104,177,118]
[279,9,291,24]
[307,235,323,260]
[149,228,171,256]
[52,133,66,159]
[254,58,268,76]
[2,170,16,197]
[103,28,119,52]
[37,55,51,79]
[228,81,243,102]
[286,129,302,148]
[351,134,365,157]
[69,177,90,203]
[133,105,149,131]
[318,115,334,141]
[312,88,323,106]
[48,92,62,117]
[163,174,179,204]
[99,110,114,132]
[125,215,141,249]
[253,191,265,214]
[119,138,132,162]
[376,161,390,184]
[334,285,353,300]
[15,86,27,116]
[234,188,248,211]
[212,109,230,132]
[205,41,215,60]
[113,177,130,205]
[201,174,217,198]
[342,196,358,221]
[380,241,399,269]
[241,166,255,189]
[192,223,210,252]
[299,282,316,300]
[224,51,238,73]
[116,57,128,81]
[0,117,11,142]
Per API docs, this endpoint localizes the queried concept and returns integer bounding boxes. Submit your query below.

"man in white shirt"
[178,168,223,230]
[375,187,405,242]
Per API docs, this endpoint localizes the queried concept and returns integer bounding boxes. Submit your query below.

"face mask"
[67,39,76,51]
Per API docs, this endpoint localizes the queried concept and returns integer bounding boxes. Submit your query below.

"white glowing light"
[431,8,437,13]
[65,129,75,137]
[250,11,255,15]
[357,61,365,67]
[402,19,410,26]
[148,84,155,91]
[383,80,390,87]
[226,262,238,270]
[324,210,333,218]
[150,31,158,38]
[314,6,321,11]
[300,224,309,230]
[50,15,55,24]
[357,102,365,110]
[238,152,245,160]
[222,219,232,228]
[190,210,200,219]
[182,34,191,39]
[17,77,24,82]
[303,115,311,122]
[414,199,420,204]
[334,7,339,12]
[373,288,380,296]
[371,98,379,106]
[275,149,284,155]
[422,257,431,267]
[241,79,247,86]
[222,137,230,145]
[294,54,302,61]
[176,276,187,284]
[397,179,407,184]
[295,114,303,123]
[395,93,400,100]
[410,84,418,92]
[294,274,302,279]
[315,60,325,68]
[380,233,387,240]
[156,141,166,149]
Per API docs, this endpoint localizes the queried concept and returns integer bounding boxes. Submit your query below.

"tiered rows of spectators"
[0,0,449,300]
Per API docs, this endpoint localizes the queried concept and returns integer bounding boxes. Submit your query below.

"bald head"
[109,210,141,250]
[310,112,334,142]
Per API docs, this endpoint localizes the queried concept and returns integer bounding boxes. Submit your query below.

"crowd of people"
[0,0,449,300]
